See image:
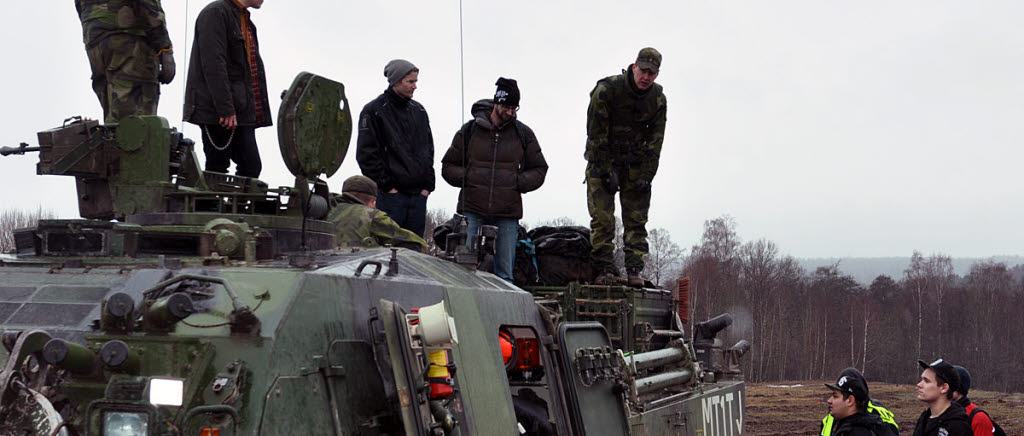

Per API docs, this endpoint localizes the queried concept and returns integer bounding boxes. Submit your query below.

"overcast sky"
[1,1,1022,258]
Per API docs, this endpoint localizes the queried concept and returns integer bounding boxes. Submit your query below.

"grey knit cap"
[384,59,418,86]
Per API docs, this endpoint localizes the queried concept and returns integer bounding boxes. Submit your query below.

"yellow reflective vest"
[820,401,898,435]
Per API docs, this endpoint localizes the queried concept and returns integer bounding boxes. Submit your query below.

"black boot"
[626,269,644,287]
[594,271,621,285]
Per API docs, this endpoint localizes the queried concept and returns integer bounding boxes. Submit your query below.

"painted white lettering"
[724,392,734,436]
[736,392,744,433]
[703,391,748,436]
[713,396,722,436]
[703,397,715,436]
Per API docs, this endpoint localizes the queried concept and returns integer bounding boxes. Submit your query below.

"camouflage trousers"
[586,164,651,275]
[86,35,160,123]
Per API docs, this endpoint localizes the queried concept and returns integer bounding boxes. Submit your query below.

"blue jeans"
[376,191,427,237]
[464,212,518,283]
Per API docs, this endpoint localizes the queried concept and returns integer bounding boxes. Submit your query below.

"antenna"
[180,0,190,132]
[458,0,465,123]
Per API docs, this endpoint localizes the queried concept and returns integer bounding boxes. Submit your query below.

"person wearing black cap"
[325,175,428,253]
[441,77,548,282]
[951,366,1001,436]
[913,359,971,436]
[585,47,668,287]
[356,59,436,238]
[820,368,898,436]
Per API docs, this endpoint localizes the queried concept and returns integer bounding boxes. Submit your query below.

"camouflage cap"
[635,47,662,72]
[342,175,378,197]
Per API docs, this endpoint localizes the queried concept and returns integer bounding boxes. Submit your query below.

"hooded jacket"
[355,87,436,194]
[912,402,972,436]
[183,0,272,127]
[830,411,899,436]
[441,99,548,219]
[955,397,997,436]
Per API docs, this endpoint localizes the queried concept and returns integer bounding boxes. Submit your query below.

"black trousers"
[200,124,262,178]
[376,191,427,237]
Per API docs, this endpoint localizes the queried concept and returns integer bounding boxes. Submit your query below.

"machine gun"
[2,73,354,260]
[0,142,39,156]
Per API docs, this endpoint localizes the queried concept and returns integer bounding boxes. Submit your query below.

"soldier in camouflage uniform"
[585,47,667,286]
[327,175,429,253]
[76,0,176,123]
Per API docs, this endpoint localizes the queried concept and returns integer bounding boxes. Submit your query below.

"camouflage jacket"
[585,66,667,182]
[75,0,172,51]
[326,194,428,253]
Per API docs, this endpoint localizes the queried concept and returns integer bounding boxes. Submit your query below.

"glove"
[157,50,176,84]
[601,171,620,194]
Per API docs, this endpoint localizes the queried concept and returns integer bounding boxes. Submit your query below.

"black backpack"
[969,407,1006,436]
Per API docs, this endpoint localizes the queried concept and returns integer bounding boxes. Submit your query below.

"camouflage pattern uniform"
[76,0,172,123]
[327,194,429,253]
[585,64,667,276]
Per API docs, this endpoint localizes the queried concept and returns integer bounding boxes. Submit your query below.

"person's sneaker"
[594,272,620,285]
[626,270,644,287]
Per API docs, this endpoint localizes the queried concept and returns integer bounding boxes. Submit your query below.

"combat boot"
[626,270,644,288]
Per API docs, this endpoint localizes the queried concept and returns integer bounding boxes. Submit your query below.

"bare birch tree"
[641,228,683,288]
[1,207,56,253]
[423,207,450,251]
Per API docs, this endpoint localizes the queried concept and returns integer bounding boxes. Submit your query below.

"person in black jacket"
[183,0,271,178]
[441,78,548,282]
[951,365,1000,436]
[356,59,435,237]
[913,359,971,436]
[821,368,898,436]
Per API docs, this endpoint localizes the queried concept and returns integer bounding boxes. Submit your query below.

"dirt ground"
[745,381,1024,435]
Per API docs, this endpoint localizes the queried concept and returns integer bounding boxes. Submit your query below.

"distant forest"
[681,216,1024,393]
[798,256,1024,287]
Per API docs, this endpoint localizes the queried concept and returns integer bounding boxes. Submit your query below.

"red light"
[499,331,515,365]
[515,337,540,370]
[200,428,221,436]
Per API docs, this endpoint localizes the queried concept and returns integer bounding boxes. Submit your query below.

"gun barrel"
[730,340,751,357]
[694,312,733,341]
[622,346,689,372]
[0,143,40,156]
[634,368,694,395]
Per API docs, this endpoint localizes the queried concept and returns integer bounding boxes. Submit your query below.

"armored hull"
[0,73,746,435]
[0,247,744,436]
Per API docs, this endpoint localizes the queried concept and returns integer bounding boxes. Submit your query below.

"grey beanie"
[384,59,418,86]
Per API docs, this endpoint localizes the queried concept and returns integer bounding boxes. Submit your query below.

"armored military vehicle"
[0,73,748,435]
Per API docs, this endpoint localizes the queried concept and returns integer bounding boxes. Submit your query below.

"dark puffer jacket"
[912,403,971,436]
[183,0,271,127]
[441,99,548,219]
[355,88,435,194]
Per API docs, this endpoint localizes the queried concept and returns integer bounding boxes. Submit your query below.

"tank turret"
[0,72,748,436]
[3,72,353,261]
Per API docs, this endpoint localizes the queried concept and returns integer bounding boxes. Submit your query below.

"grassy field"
[746,381,1024,435]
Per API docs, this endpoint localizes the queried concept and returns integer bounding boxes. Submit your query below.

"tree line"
[6,207,1020,392]
[682,216,1024,393]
